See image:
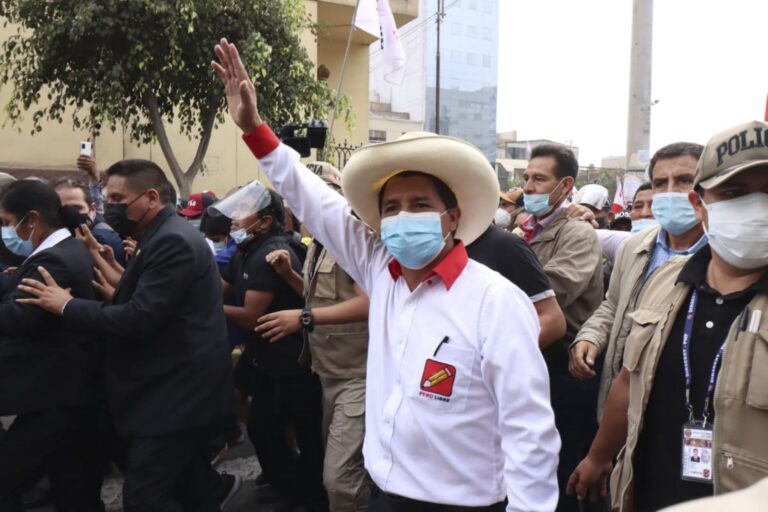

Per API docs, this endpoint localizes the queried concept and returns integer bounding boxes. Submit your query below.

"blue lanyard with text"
[681,289,727,427]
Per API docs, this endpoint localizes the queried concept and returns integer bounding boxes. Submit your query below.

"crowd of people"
[0,37,767,512]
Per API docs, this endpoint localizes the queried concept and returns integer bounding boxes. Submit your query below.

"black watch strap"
[300,307,314,332]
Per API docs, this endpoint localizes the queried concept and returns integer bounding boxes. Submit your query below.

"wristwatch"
[299,307,315,333]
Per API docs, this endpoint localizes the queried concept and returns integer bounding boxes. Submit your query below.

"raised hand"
[211,38,262,133]
[265,249,293,277]
[76,224,101,253]
[76,155,99,182]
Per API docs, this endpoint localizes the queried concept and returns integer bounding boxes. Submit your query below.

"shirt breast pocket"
[622,308,664,372]
[746,329,768,410]
[410,343,477,414]
[313,257,337,300]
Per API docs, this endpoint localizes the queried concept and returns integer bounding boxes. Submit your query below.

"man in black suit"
[1,181,103,511]
[19,160,238,512]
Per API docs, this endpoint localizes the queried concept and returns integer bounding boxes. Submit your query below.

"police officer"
[567,121,768,510]
[214,183,327,511]
[257,162,371,512]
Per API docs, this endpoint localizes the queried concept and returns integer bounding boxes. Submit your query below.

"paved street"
[27,430,296,512]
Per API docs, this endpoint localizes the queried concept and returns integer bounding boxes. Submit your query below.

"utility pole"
[625,0,653,170]
[435,0,445,134]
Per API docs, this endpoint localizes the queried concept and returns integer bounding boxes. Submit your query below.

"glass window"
[369,130,387,143]
[482,55,492,68]
[466,52,477,65]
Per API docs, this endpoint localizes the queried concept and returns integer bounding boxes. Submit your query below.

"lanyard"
[681,289,727,427]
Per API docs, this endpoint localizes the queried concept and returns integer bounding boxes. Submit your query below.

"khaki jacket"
[610,256,768,511]
[661,476,768,512]
[530,209,604,359]
[574,226,659,419]
[303,243,368,378]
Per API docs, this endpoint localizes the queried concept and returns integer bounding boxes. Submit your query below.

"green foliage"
[575,166,625,197]
[0,0,328,138]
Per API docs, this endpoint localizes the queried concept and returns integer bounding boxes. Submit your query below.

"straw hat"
[341,132,499,244]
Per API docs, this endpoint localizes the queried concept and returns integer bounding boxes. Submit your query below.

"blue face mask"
[380,211,448,270]
[630,218,659,234]
[212,240,229,253]
[230,220,261,246]
[1,216,33,257]
[650,192,699,235]
[523,179,565,217]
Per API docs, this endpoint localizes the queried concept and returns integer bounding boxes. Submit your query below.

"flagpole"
[328,0,363,141]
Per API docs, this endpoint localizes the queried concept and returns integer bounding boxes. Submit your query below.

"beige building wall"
[0,0,416,198]
[369,115,423,143]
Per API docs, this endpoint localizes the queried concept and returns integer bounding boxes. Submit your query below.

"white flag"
[354,0,379,36]
[611,176,626,213]
[355,0,406,85]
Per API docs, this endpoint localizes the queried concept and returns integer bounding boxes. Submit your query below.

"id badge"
[681,422,714,483]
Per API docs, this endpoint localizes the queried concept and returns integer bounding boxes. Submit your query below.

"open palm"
[212,38,262,133]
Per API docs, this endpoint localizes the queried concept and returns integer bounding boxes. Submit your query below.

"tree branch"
[142,90,186,190]
[184,93,220,182]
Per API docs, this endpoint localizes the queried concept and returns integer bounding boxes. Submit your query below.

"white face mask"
[702,192,768,270]
[494,208,512,227]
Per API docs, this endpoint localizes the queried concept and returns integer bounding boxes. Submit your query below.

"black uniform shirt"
[223,233,306,377]
[467,225,553,302]
[634,246,768,511]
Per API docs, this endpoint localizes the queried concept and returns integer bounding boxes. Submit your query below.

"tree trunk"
[142,91,220,199]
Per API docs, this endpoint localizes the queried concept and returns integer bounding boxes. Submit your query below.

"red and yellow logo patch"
[419,359,456,398]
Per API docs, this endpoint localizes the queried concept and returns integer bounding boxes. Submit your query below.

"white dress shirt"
[244,126,560,511]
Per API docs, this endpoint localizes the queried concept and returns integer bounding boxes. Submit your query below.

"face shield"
[207,181,271,221]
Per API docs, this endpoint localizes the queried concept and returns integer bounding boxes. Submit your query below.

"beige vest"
[611,256,768,511]
[303,243,368,378]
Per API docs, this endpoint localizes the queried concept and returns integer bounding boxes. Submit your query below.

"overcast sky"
[496,0,768,166]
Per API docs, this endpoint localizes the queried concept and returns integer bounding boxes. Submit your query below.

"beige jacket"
[574,226,659,419]
[530,209,604,360]
[661,476,768,512]
[610,256,768,511]
[303,244,368,378]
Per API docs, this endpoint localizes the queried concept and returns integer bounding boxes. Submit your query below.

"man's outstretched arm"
[211,38,387,293]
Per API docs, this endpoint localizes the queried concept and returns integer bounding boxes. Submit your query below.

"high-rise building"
[369,0,499,162]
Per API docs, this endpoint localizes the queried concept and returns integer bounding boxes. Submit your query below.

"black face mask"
[104,192,147,238]
[77,213,95,230]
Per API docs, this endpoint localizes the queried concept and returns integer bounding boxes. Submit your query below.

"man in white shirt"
[212,38,559,512]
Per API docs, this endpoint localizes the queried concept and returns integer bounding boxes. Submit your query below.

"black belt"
[371,484,506,512]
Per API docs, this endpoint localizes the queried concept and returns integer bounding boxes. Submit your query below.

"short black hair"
[258,189,286,234]
[632,181,653,204]
[53,178,92,204]
[201,211,232,236]
[378,171,458,212]
[105,159,175,204]
[530,144,579,180]
[0,180,81,231]
[648,142,704,181]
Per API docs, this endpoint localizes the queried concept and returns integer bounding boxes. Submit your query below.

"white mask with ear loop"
[701,192,768,270]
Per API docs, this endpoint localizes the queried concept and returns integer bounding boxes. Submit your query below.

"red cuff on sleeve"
[242,123,281,159]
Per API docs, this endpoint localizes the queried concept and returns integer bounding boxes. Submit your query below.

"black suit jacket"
[64,207,234,437]
[0,235,101,415]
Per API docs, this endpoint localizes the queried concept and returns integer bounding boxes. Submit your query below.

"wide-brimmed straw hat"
[341,132,499,244]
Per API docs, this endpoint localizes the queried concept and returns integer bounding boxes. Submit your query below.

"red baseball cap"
[179,192,217,218]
